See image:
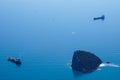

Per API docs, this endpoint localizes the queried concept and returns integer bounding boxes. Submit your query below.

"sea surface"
[0,0,120,80]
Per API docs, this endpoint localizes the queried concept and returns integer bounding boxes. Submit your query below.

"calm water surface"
[0,0,120,80]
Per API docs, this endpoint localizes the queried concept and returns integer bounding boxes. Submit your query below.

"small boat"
[8,56,22,66]
[93,15,105,21]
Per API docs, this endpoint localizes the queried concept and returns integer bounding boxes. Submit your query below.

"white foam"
[67,62,71,66]
[67,62,72,69]
[67,60,120,71]
[97,68,102,71]
[99,63,120,68]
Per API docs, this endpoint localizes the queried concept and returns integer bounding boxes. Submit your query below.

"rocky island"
[71,50,102,73]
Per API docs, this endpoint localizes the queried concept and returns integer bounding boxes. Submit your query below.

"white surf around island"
[67,61,120,71]
[99,63,120,68]
[97,63,120,71]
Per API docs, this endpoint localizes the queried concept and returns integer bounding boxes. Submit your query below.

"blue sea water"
[0,0,120,80]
